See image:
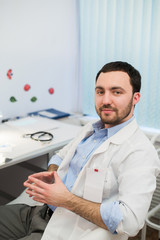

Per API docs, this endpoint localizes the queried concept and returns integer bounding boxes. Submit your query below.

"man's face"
[95,71,140,128]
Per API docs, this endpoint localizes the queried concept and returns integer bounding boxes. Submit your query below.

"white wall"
[0,0,80,120]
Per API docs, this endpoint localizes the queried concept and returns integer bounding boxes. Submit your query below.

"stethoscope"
[23,131,53,142]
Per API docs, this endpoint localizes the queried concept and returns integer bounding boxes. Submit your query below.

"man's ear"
[133,92,141,106]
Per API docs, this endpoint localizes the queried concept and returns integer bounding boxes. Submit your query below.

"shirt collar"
[92,116,135,138]
[107,116,135,138]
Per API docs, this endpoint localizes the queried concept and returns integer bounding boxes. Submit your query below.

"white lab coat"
[12,119,160,240]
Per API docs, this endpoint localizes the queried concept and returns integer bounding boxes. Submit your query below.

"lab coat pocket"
[103,167,118,199]
[83,168,105,203]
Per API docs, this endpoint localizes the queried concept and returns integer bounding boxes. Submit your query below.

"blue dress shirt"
[48,116,134,233]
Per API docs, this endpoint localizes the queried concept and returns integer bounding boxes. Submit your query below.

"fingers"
[23,172,59,205]
[24,171,54,186]
[53,171,62,184]
[24,176,46,189]
[25,180,47,204]
[24,177,45,199]
[26,188,46,203]
[23,172,62,203]
[25,171,50,181]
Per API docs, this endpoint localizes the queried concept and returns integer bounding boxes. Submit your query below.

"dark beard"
[96,98,133,127]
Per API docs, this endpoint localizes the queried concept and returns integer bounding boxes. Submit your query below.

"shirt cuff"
[100,201,123,234]
[48,155,62,167]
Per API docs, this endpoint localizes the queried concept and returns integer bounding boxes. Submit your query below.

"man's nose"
[102,92,112,105]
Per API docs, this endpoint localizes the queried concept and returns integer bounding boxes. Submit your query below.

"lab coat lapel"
[57,123,94,178]
[91,118,138,155]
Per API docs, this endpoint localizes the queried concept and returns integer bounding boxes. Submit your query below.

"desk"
[0,116,82,204]
[0,116,82,169]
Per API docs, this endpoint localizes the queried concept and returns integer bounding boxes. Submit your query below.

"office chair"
[141,133,160,240]
[141,203,160,240]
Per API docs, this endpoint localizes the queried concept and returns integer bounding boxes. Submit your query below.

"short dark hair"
[96,61,141,93]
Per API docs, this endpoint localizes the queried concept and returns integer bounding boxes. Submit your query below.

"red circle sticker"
[24,84,31,91]
[49,88,54,94]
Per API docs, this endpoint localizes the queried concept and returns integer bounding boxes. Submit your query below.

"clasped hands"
[24,171,106,230]
[24,171,72,208]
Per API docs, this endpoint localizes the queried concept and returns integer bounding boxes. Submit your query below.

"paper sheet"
[38,111,57,118]
[5,117,59,133]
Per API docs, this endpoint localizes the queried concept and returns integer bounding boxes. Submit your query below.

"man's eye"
[114,91,121,95]
[97,91,104,95]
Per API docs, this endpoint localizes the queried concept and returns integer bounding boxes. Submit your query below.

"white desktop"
[0,116,82,169]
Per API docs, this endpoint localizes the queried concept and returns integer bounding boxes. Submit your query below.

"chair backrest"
[149,139,160,219]
[150,172,160,219]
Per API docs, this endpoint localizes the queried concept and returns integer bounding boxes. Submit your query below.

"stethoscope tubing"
[23,131,53,142]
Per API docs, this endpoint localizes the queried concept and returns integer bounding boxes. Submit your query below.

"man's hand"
[24,171,108,230]
[23,171,72,207]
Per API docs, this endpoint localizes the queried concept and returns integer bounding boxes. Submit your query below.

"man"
[0,61,160,240]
